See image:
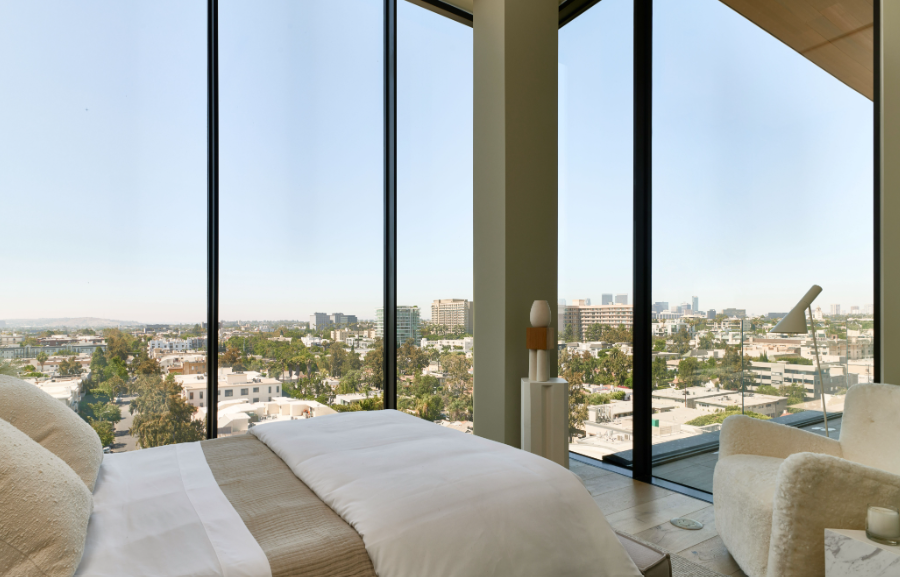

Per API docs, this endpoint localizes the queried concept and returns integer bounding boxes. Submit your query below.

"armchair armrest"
[718,415,842,460]
[767,452,900,577]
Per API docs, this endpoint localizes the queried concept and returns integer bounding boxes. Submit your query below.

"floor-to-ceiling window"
[558,0,635,461]
[396,1,474,429]
[649,0,874,492]
[218,0,384,436]
[0,0,208,451]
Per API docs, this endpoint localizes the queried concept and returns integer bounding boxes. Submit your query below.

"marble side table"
[825,528,900,576]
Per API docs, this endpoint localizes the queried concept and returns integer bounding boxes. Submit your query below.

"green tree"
[677,357,700,389]
[0,360,20,377]
[88,401,122,423]
[328,342,350,377]
[58,356,83,376]
[415,394,444,421]
[90,348,107,380]
[36,351,49,373]
[104,328,132,362]
[562,324,577,343]
[448,393,473,421]
[698,334,714,350]
[89,419,115,447]
[92,374,126,401]
[364,338,385,391]
[130,374,205,448]
[669,328,691,355]
[135,358,162,376]
[559,348,589,440]
[651,356,670,388]
[756,384,780,396]
[337,370,362,394]
[685,406,770,426]
[601,348,632,388]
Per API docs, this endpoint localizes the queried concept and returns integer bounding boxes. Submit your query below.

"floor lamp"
[770,285,831,437]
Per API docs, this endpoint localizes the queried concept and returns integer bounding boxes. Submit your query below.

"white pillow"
[0,375,102,490]
[0,417,92,577]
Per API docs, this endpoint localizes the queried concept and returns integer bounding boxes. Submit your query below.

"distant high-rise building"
[722,308,746,319]
[309,312,332,331]
[572,299,591,306]
[767,312,788,320]
[431,299,474,334]
[563,303,633,341]
[329,313,358,326]
[601,294,613,305]
[865,304,875,315]
[692,296,699,313]
[707,309,716,319]
[652,302,669,314]
[850,306,860,315]
[376,306,420,344]
[677,302,691,314]
[615,294,628,305]
[558,298,566,306]
[830,304,841,316]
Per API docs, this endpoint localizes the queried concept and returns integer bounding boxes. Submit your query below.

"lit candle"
[867,506,900,541]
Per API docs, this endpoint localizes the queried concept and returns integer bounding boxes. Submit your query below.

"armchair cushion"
[767,451,900,577]
[839,383,900,475]
[713,455,783,577]
[718,415,842,461]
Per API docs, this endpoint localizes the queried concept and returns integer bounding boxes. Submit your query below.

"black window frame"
[202,0,881,490]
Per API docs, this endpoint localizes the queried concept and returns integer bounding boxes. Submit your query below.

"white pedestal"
[825,529,900,576]
[521,378,569,468]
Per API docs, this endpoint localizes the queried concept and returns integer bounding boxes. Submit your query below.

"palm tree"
[36,351,48,373]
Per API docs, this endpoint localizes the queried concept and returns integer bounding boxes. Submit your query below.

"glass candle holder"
[866,505,900,546]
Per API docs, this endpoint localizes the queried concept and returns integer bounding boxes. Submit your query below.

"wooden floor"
[570,460,748,577]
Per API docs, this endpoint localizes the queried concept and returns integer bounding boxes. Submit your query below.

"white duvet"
[251,409,640,577]
[76,442,271,577]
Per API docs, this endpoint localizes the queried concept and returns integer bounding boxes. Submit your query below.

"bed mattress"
[76,410,641,577]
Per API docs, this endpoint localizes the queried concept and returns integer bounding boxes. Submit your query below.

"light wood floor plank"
[677,536,742,576]
[604,492,710,535]
[591,482,673,516]
[569,461,614,481]
[635,505,718,554]
[581,471,639,496]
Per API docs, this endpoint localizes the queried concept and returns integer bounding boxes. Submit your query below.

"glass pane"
[219,0,383,436]
[558,0,634,463]
[397,2,473,430]
[0,0,207,451]
[651,0,874,493]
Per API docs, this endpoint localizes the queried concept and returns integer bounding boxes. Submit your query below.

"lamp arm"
[808,306,829,438]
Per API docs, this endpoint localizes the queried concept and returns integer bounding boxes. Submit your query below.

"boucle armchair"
[713,383,900,577]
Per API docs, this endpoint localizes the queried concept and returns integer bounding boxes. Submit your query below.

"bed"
[74,410,642,577]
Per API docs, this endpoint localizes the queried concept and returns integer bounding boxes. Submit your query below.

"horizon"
[1,0,873,324]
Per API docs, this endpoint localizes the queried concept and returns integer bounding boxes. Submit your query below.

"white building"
[431,299,474,334]
[149,338,205,353]
[420,337,474,354]
[177,368,283,409]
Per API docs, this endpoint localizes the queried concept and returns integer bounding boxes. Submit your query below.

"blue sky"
[0,0,872,324]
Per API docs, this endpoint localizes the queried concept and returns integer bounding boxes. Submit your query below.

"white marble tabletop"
[825,528,900,576]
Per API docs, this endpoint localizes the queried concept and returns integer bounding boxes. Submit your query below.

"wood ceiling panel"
[720,0,873,99]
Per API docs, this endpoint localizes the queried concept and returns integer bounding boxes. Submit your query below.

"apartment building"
[563,302,633,340]
[376,306,420,344]
[431,299,474,334]
[177,368,282,409]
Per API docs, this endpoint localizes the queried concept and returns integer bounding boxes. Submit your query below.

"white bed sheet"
[251,409,641,577]
[76,442,271,577]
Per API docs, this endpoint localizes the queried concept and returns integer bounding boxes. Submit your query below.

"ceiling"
[410,0,874,100]
[720,0,873,100]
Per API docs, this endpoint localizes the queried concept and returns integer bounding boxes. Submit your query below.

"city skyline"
[1,0,873,323]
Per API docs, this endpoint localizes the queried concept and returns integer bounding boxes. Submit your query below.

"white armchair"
[713,383,900,577]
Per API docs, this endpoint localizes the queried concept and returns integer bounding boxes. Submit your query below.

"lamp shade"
[771,285,822,334]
